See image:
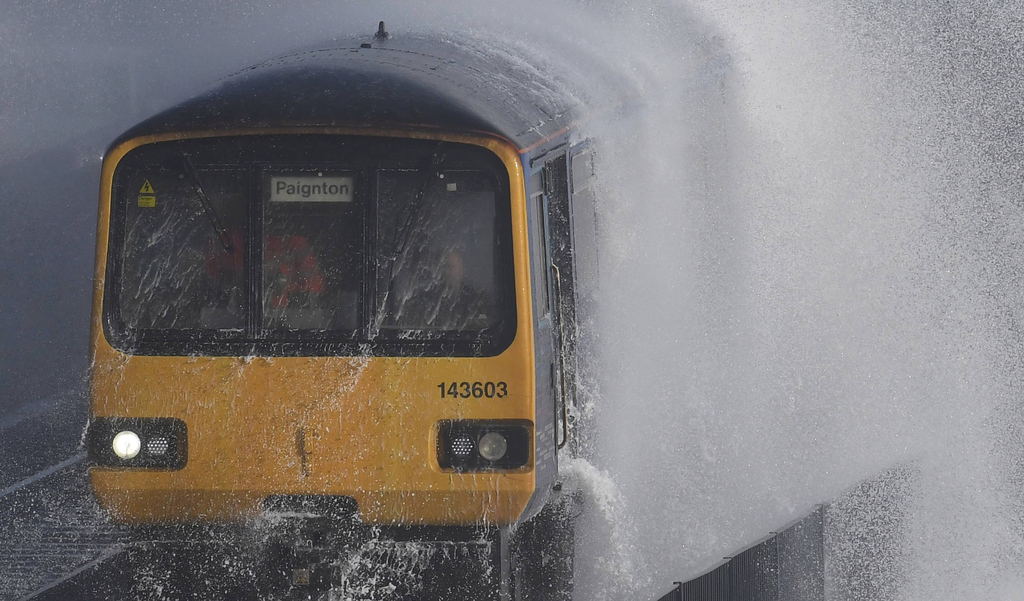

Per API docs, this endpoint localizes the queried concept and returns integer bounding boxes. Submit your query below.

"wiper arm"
[182,153,234,254]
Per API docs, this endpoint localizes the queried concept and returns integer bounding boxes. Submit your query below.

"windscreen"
[118,165,247,332]
[376,170,499,332]
[261,171,362,333]
[104,135,515,357]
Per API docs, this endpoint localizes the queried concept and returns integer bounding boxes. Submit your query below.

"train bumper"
[89,474,534,525]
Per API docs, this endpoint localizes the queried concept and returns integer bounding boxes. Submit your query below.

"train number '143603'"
[437,381,508,399]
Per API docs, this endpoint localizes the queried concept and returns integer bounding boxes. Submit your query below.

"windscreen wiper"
[182,153,235,254]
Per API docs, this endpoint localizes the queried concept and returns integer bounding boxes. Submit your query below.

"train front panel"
[87,128,538,525]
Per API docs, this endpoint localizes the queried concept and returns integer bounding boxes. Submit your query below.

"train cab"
[85,25,602,599]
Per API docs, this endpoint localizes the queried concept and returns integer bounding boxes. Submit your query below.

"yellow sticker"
[138,195,156,208]
[139,180,155,194]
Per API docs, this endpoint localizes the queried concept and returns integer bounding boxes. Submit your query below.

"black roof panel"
[116,36,585,152]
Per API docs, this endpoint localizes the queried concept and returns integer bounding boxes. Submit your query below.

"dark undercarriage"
[32,493,577,601]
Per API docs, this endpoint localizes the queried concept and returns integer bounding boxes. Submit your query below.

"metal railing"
[658,507,824,601]
[656,464,914,601]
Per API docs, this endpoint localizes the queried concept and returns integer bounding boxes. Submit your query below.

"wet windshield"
[118,165,247,331]
[376,169,501,332]
[107,136,515,356]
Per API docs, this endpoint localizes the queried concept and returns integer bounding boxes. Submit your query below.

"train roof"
[114,32,602,155]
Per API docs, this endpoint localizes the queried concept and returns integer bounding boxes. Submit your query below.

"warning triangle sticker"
[139,180,155,194]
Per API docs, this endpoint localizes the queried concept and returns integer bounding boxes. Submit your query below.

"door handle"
[550,264,570,450]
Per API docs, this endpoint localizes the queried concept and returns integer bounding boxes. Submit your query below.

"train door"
[539,153,578,456]
[542,144,598,458]
[528,165,559,484]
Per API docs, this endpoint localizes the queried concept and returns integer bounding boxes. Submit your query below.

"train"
[84,22,605,600]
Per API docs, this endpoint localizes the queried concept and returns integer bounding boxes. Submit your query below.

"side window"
[529,168,552,318]
[570,148,599,301]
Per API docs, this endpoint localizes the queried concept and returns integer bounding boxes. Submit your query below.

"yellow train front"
[85,27,590,600]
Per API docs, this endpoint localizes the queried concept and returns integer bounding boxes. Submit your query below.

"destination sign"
[269,175,354,203]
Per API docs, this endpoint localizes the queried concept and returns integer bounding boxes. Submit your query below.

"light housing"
[87,417,188,469]
[437,420,531,471]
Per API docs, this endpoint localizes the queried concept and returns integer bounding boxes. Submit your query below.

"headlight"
[87,417,188,469]
[437,420,530,471]
[111,431,141,459]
